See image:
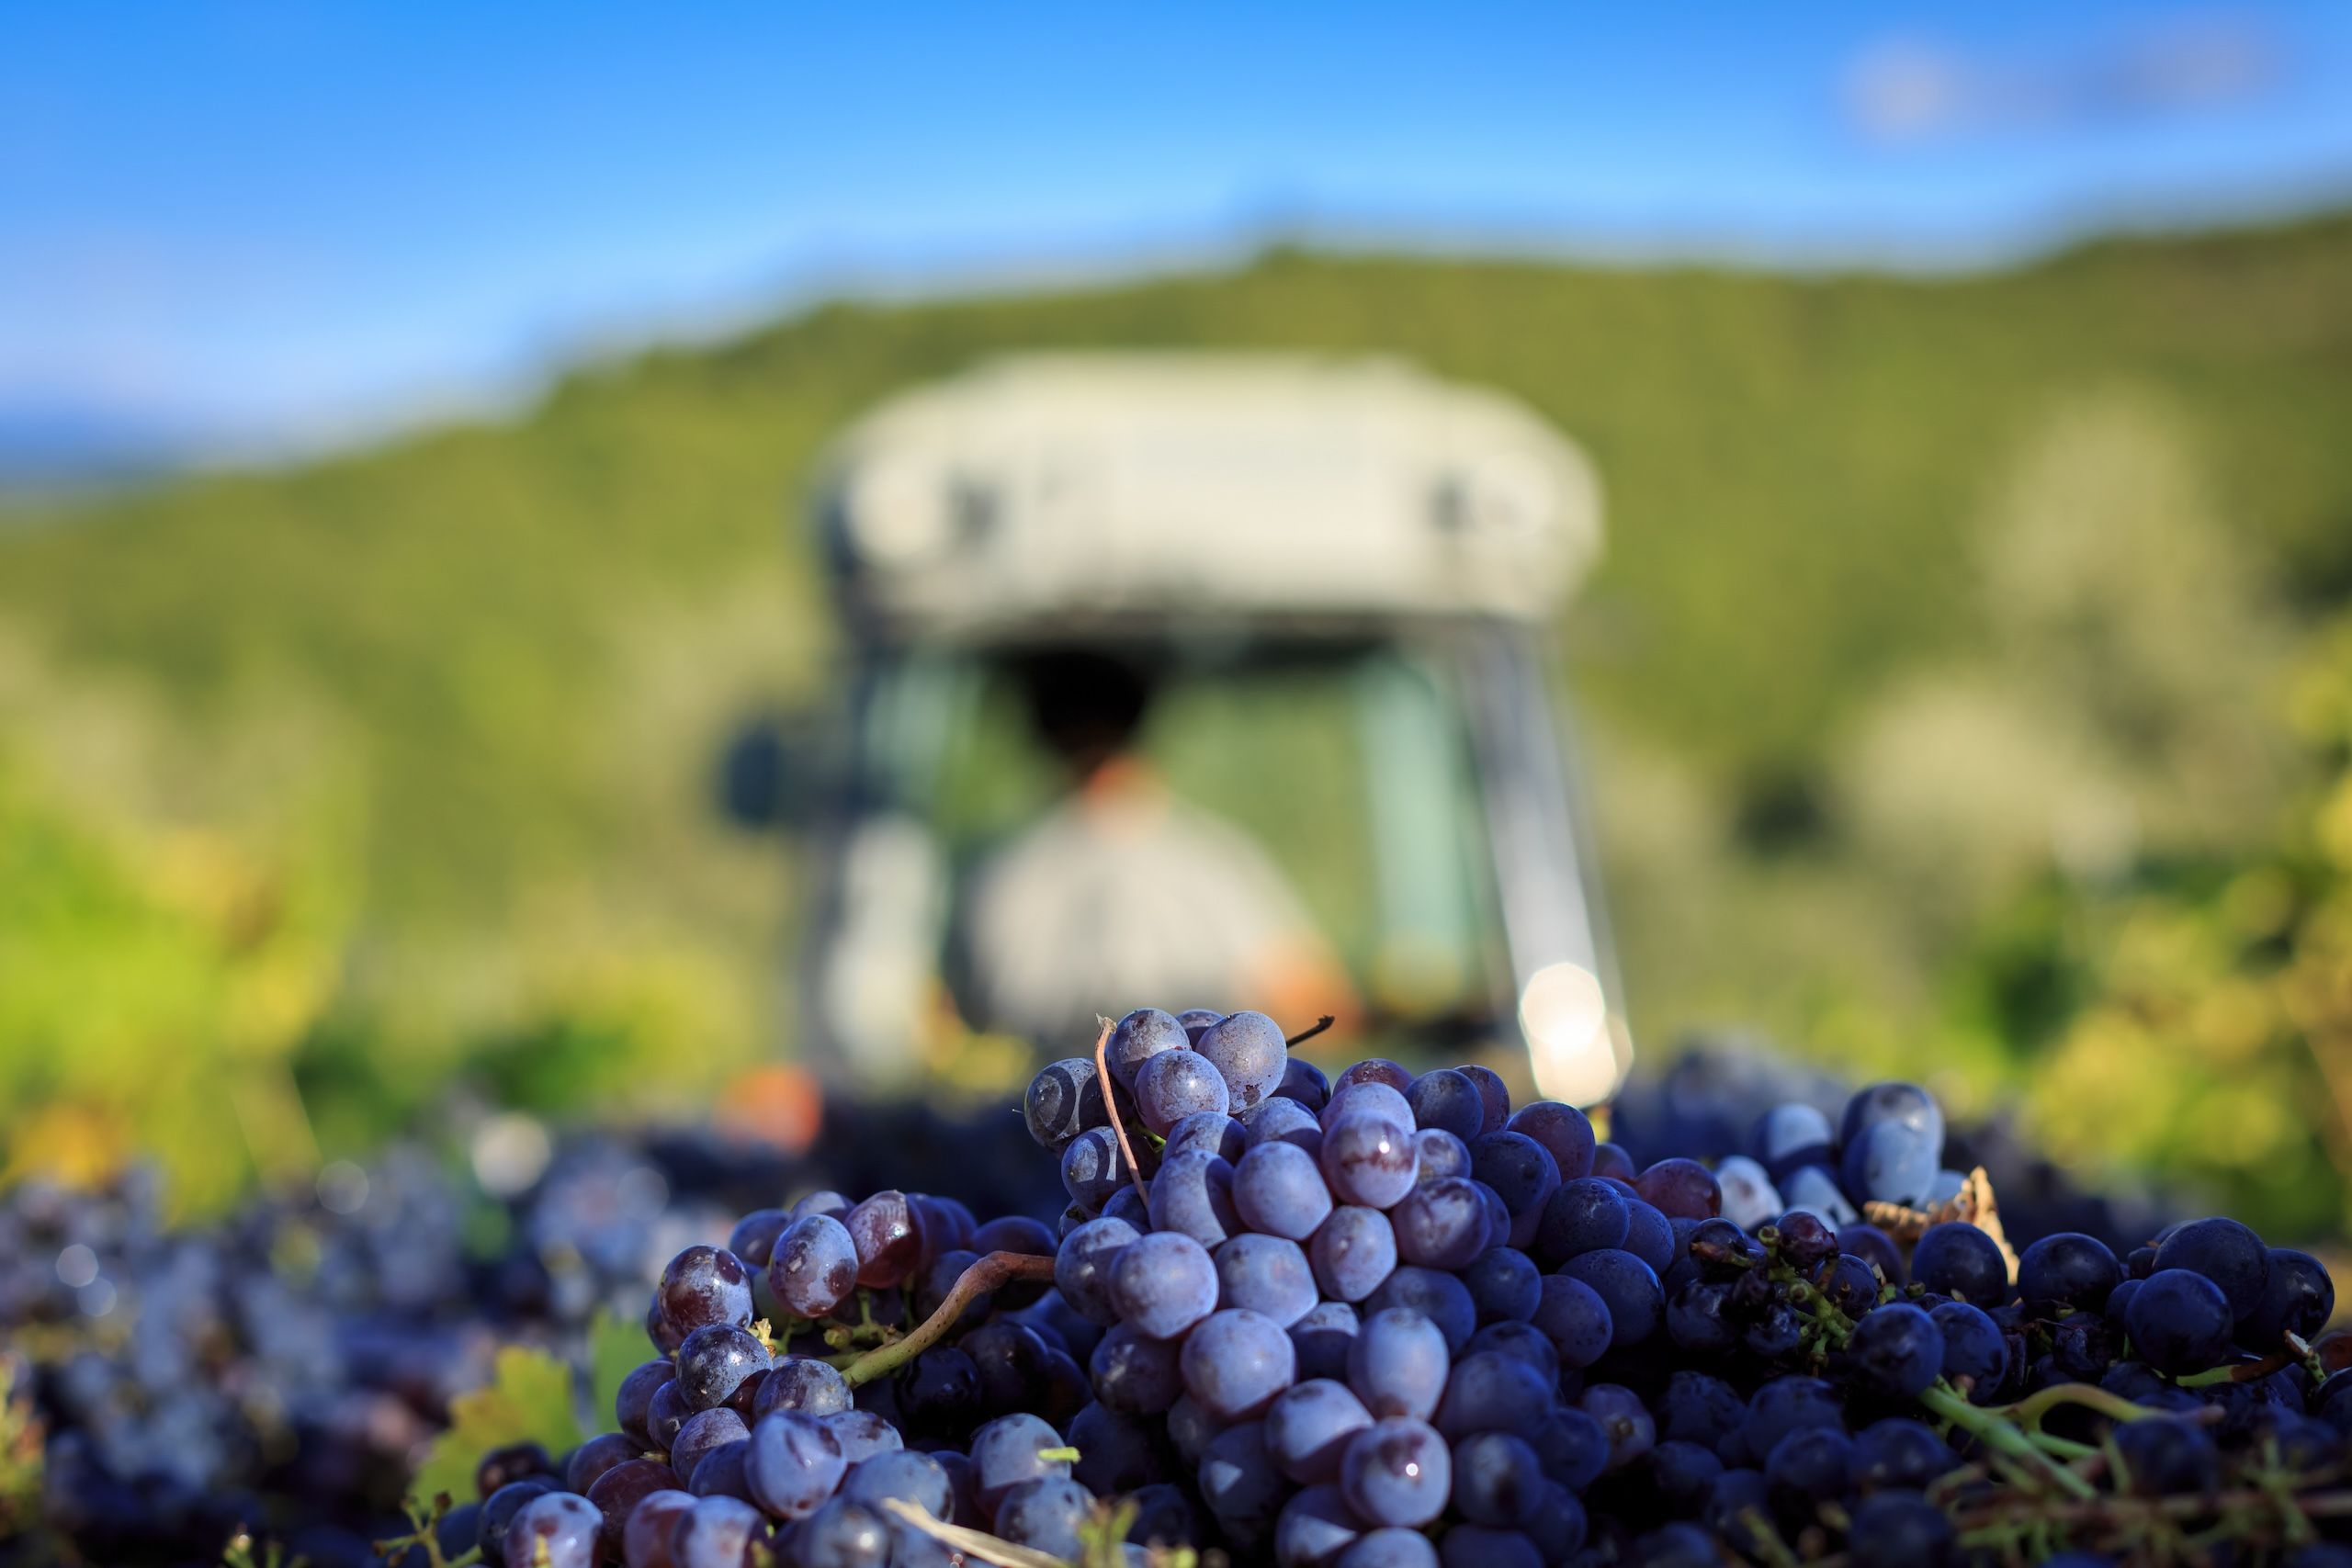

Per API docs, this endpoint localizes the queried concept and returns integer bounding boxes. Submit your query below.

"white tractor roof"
[815,354,1602,642]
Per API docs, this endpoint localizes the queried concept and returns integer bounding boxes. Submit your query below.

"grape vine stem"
[877,1498,1069,1568]
[1285,1014,1336,1048]
[838,1250,1058,1388]
[1092,1014,1152,1209]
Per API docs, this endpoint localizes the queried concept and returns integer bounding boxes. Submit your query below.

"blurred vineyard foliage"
[3,212,2351,1229]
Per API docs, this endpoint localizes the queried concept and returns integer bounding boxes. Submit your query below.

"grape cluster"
[440,1011,2352,1565]
[4,1099,1061,1565]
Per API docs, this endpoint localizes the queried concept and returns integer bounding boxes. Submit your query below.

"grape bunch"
[433,1008,2352,1566]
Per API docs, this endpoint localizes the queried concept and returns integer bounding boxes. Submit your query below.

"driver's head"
[1016,649,1154,779]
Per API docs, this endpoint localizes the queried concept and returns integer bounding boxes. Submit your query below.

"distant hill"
[4,213,2349,1096]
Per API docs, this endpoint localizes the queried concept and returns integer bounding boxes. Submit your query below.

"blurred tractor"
[732,355,1629,1105]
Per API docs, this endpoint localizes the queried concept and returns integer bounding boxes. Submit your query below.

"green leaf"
[407,1345,583,1508]
[589,1307,650,1427]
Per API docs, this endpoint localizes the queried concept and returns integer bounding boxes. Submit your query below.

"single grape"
[1291,1299,1362,1382]
[646,1380,691,1449]
[1910,1223,2007,1305]
[1107,1008,1190,1090]
[2154,1216,2273,1319]
[753,1357,853,1421]
[2017,1232,2121,1312]
[586,1460,675,1559]
[1451,1429,1545,1528]
[1198,1421,1290,1541]
[738,1410,851,1523]
[1470,1132,1560,1221]
[1840,1121,1939,1207]
[1340,1416,1451,1528]
[1778,1171,1860,1229]
[1364,1266,1476,1354]
[1620,1199,1675,1273]
[676,1324,770,1412]
[1711,1156,1783,1230]
[1462,1246,1541,1325]
[823,1409,903,1464]
[1579,1383,1656,1472]
[1433,1350,1553,1440]
[1023,1057,1110,1149]
[1321,1080,1414,1132]
[842,1191,922,1289]
[1164,1110,1249,1164]
[670,1407,750,1489]
[570,1431,641,1492]
[1839,1222,1906,1288]
[1181,1307,1297,1419]
[506,1492,602,1568]
[1558,1249,1663,1350]
[1456,1064,1512,1135]
[1069,1399,1170,1494]
[1838,1082,1943,1160]
[1765,1425,1853,1514]
[620,1488,695,1568]
[672,1495,767,1568]
[789,1497,889,1568]
[1177,1007,1225,1042]
[1466,1321,1560,1382]
[1111,1231,1220,1340]
[1278,1056,1332,1111]
[660,1246,756,1337]
[2242,1248,2336,1351]
[1387,1176,1487,1270]
[1306,1206,1396,1303]
[1405,1069,1486,1141]
[1215,1232,1319,1326]
[1091,1321,1185,1415]
[1534,1177,1630,1267]
[2126,1269,2234,1375]
[1265,1378,1375,1483]
[1742,1376,1843,1464]
[1148,1148,1241,1248]
[1928,1301,2008,1404]
[1849,1417,1959,1494]
[1196,1010,1289,1108]
[478,1480,555,1568]
[1848,1303,1944,1398]
[994,1476,1098,1560]
[1530,1407,1611,1492]
[1276,1483,1365,1567]
[1321,1115,1419,1209]
[1347,1308,1449,1420]
[1243,1096,1326,1156]
[1412,1128,1473,1184]
[1236,1141,1339,1241]
[1059,1125,1136,1213]
[1335,1058,1415,1095]
[1054,1216,1141,1325]
[1633,1158,1721,1221]
[615,1363,672,1443]
[1136,1048,1233,1134]
[840,1448,951,1519]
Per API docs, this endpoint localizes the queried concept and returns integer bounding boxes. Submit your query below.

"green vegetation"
[5,213,2351,1224]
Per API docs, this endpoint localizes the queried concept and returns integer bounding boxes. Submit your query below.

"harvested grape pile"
[0,1103,1058,1565]
[465,1008,2351,1568]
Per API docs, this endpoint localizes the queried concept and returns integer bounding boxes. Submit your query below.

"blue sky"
[6,3,2351,460]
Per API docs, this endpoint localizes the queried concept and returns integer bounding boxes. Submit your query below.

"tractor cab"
[777,354,1629,1105]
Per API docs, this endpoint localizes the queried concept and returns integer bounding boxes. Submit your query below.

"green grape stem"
[840,1252,1060,1387]
[1919,1384,2099,1500]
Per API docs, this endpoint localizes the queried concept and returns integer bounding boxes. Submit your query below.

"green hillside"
[6,213,2352,1210]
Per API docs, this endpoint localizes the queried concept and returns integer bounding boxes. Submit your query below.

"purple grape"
[1107,1008,1190,1091]
[659,1246,755,1337]
[1348,1308,1449,1420]
[1110,1231,1220,1340]
[506,1492,602,1568]
[1135,1048,1232,1134]
[1321,1115,1419,1209]
[1195,1010,1289,1109]
[1340,1416,1450,1527]
[1264,1378,1375,1483]
[1308,1206,1397,1303]
[1182,1307,1297,1420]
[1235,1141,1338,1240]
[1215,1232,1318,1326]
